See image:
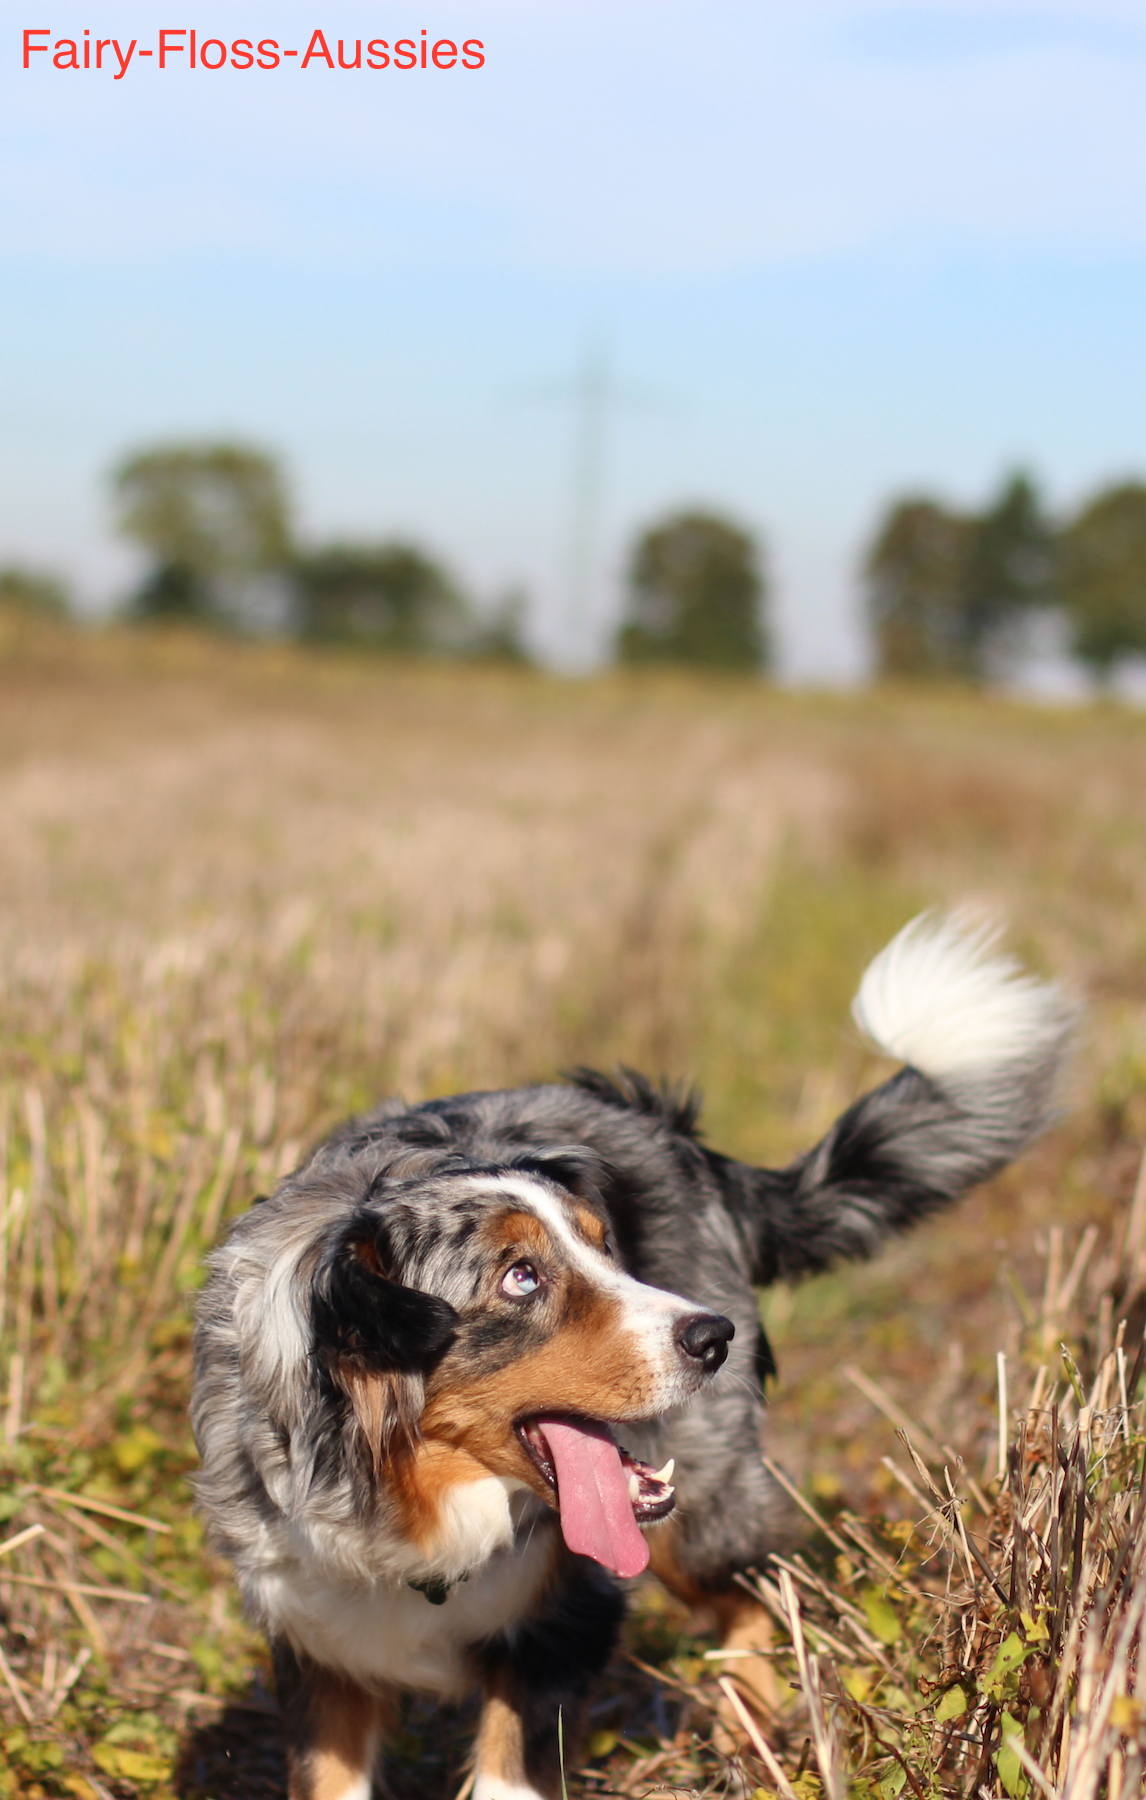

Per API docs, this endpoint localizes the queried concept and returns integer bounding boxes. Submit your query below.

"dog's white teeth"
[627,1473,641,1504]
[652,1459,675,1485]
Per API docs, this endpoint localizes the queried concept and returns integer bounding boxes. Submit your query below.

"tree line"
[0,441,767,670]
[866,472,1146,682]
[2,440,1145,682]
[113,444,526,660]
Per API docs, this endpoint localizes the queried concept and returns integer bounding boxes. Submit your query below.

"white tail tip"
[852,912,1071,1079]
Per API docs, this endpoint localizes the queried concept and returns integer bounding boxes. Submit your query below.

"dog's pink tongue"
[539,1418,649,1579]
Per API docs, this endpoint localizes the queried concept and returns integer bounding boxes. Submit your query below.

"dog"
[192,914,1071,1800]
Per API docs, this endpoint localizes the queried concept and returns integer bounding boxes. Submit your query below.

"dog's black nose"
[676,1311,734,1372]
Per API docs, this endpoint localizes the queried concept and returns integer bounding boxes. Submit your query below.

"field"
[2,615,1146,1800]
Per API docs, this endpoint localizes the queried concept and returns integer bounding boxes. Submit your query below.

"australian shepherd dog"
[192,915,1071,1800]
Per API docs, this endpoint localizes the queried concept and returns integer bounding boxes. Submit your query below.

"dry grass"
[3,616,1146,1798]
[720,1178,1146,1800]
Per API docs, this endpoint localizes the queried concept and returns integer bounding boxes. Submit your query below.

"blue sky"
[3,1,1145,673]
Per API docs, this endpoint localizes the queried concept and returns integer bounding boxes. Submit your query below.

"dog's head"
[308,1155,733,1576]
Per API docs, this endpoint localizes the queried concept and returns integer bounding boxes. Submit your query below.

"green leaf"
[985,1632,1028,1696]
[935,1684,968,1722]
[114,1424,168,1474]
[841,1666,873,1703]
[996,1711,1028,1799]
[1059,1344,1086,1408]
[101,1713,175,1754]
[189,1633,226,1689]
[878,1685,916,1715]
[93,1745,172,1784]
[3,1739,64,1776]
[862,1587,903,1645]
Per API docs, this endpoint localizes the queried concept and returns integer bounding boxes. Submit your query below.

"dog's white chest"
[250,1480,558,1696]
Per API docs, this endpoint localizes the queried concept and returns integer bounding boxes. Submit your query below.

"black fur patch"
[753,1324,777,1388]
[312,1213,458,1370]
[565,1065,704,1140]
[507,1148,608,1208]
[723,1064,1053,1286]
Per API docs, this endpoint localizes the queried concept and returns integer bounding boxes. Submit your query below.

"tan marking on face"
[379,1191,668,1549]
[490,1209,556,1258]
[384,1203,654,1547]
[294,1671,386,1800]
[571,1203,607,1250]
[418,1277,663,1504]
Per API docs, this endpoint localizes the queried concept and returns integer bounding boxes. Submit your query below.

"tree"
[114,443,292,628]
[1060,483,1146,678]
[617,510,767,670]
[865,473,1057,679]
[957,472,1057,673]
[0,565,70,618]
[293,543,473,654]
[863,498,973,677]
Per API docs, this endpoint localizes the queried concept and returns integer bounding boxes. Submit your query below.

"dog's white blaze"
[475,1174,688,1307]
[468,1175,703,1408]
[853,912,1069,1078]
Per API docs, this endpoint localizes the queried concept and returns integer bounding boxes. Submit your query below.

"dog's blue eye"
[502,1261,541,1297]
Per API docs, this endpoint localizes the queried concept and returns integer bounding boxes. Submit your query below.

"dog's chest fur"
[243,1475,558,1695]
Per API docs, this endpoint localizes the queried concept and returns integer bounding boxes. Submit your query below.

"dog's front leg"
[472,1562,626,1800]
[273,1641,392,1800]
[474,1669,600,1800]
[709,1591,779,1724]
[474,1682,556,1800]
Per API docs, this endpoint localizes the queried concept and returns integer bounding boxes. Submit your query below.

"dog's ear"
[510,1147,607,1207]
[314,1214,459,1475]
[313,1214,458,1372]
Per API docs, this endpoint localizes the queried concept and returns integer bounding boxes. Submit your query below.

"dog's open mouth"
[516,1415,675,1579]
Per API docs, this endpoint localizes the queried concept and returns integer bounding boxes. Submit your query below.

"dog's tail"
[740,914,1075,1285]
